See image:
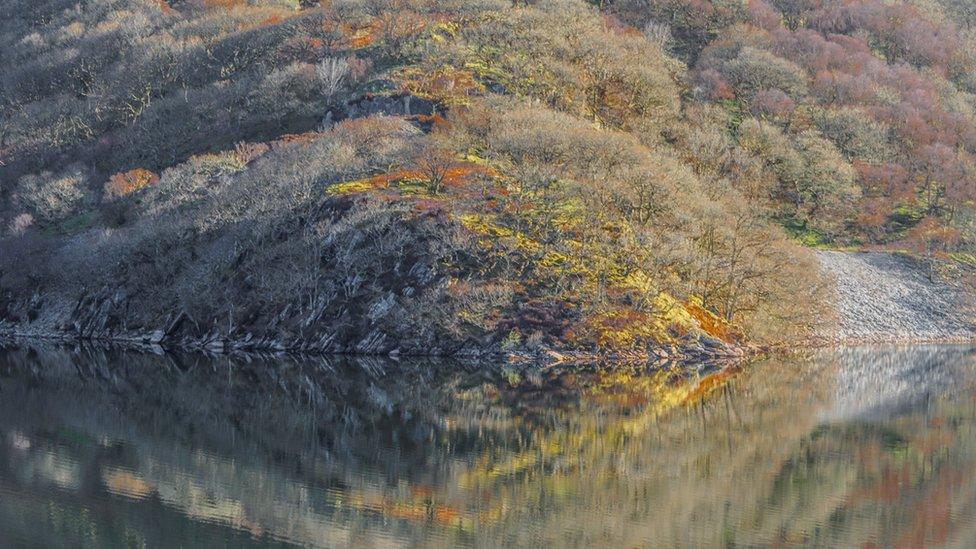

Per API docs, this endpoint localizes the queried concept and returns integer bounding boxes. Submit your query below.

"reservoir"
[1,345,974,547]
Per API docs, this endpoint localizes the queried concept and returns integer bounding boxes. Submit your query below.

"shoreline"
[5,250,976,367]
[0,323,757,369]
[4,318,975,368]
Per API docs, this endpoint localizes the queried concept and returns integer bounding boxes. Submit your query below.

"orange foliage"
[406,113,447,127]
[376,499,465,526]
[339,21,381,49]
[371,169,423,187]
[104,168,159,200]
[202,0,246,9]
[602,14,642,37]
[155,0,175,15]
[682,366,741,405]
[684,300,742,343]
[442,163,497,187]
[258,15,284,27]
[902,216,960,260]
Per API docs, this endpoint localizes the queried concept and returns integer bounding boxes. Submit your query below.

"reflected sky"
[1,344,976,547]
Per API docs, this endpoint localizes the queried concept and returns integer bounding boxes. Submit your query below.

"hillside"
[2,0,975,355]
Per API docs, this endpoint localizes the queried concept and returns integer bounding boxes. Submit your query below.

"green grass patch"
[60,211,98,235]
[780,217,832,248]
[889,203,925,229]
[39,211,99,237]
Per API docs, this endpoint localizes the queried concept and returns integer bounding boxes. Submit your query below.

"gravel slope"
[816,251,976,342]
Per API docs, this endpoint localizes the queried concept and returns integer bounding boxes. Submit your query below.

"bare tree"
[642,20,673,52]
[317,57,350,103]
[412,142,456,195]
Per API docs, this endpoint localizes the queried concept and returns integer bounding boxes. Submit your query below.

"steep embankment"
[817,252,976,343]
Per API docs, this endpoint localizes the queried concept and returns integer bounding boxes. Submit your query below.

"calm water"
[2,345,976,547]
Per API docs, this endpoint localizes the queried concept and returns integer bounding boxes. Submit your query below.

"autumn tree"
[104,168,159,201]
[903,217,960,281]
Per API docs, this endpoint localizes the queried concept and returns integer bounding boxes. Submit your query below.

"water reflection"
[826,345,976,421]
[1,344,976,547]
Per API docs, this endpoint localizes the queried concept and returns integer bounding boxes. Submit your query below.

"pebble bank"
[816,251,976,343]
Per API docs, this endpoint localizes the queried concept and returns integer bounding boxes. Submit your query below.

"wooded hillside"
[2,0,971,353]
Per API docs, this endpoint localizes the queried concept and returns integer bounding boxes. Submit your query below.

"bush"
[104,168,159,200]
[12,167,93,225]
[724,47,808,97]
[0,0,858,348]
[7,213,33,236]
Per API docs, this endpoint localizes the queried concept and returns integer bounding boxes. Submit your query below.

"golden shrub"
[103,168,159,200]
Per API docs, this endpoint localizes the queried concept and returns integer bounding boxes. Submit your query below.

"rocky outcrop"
[816,251,976,343]
[0,285,752,368]
[342,92,436,120]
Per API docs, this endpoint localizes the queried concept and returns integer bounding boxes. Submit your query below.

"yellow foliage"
[570,292,716,349]
[539,251,569,268]
[463,59,517,87]
[462,151,492,166]
[582,309,659,349]
[457,364,742,499]
[431,21,459,39]
[652,293,699,337]
[325,179,376,196]
[201,0,246,9]
[394,65,485,106]
[394,176,435,196]
[620,270,655,296]
[458,213,513,238]
[514,232,542,254]
[950,252,976,267]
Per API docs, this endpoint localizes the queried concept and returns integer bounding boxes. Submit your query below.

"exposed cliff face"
[816,252,976,343]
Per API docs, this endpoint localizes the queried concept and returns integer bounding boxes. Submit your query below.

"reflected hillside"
[1,345,976,546]
[825,345,976,421]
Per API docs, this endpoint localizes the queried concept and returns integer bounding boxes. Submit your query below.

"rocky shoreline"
[8,250,969,367]
[0,285,754,368]
[0,319,756,371]
[0,248,759,365]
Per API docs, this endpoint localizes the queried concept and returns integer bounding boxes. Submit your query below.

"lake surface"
[2,345,976,547]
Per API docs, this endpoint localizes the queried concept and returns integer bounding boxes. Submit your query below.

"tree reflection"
[0,344,975,547]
